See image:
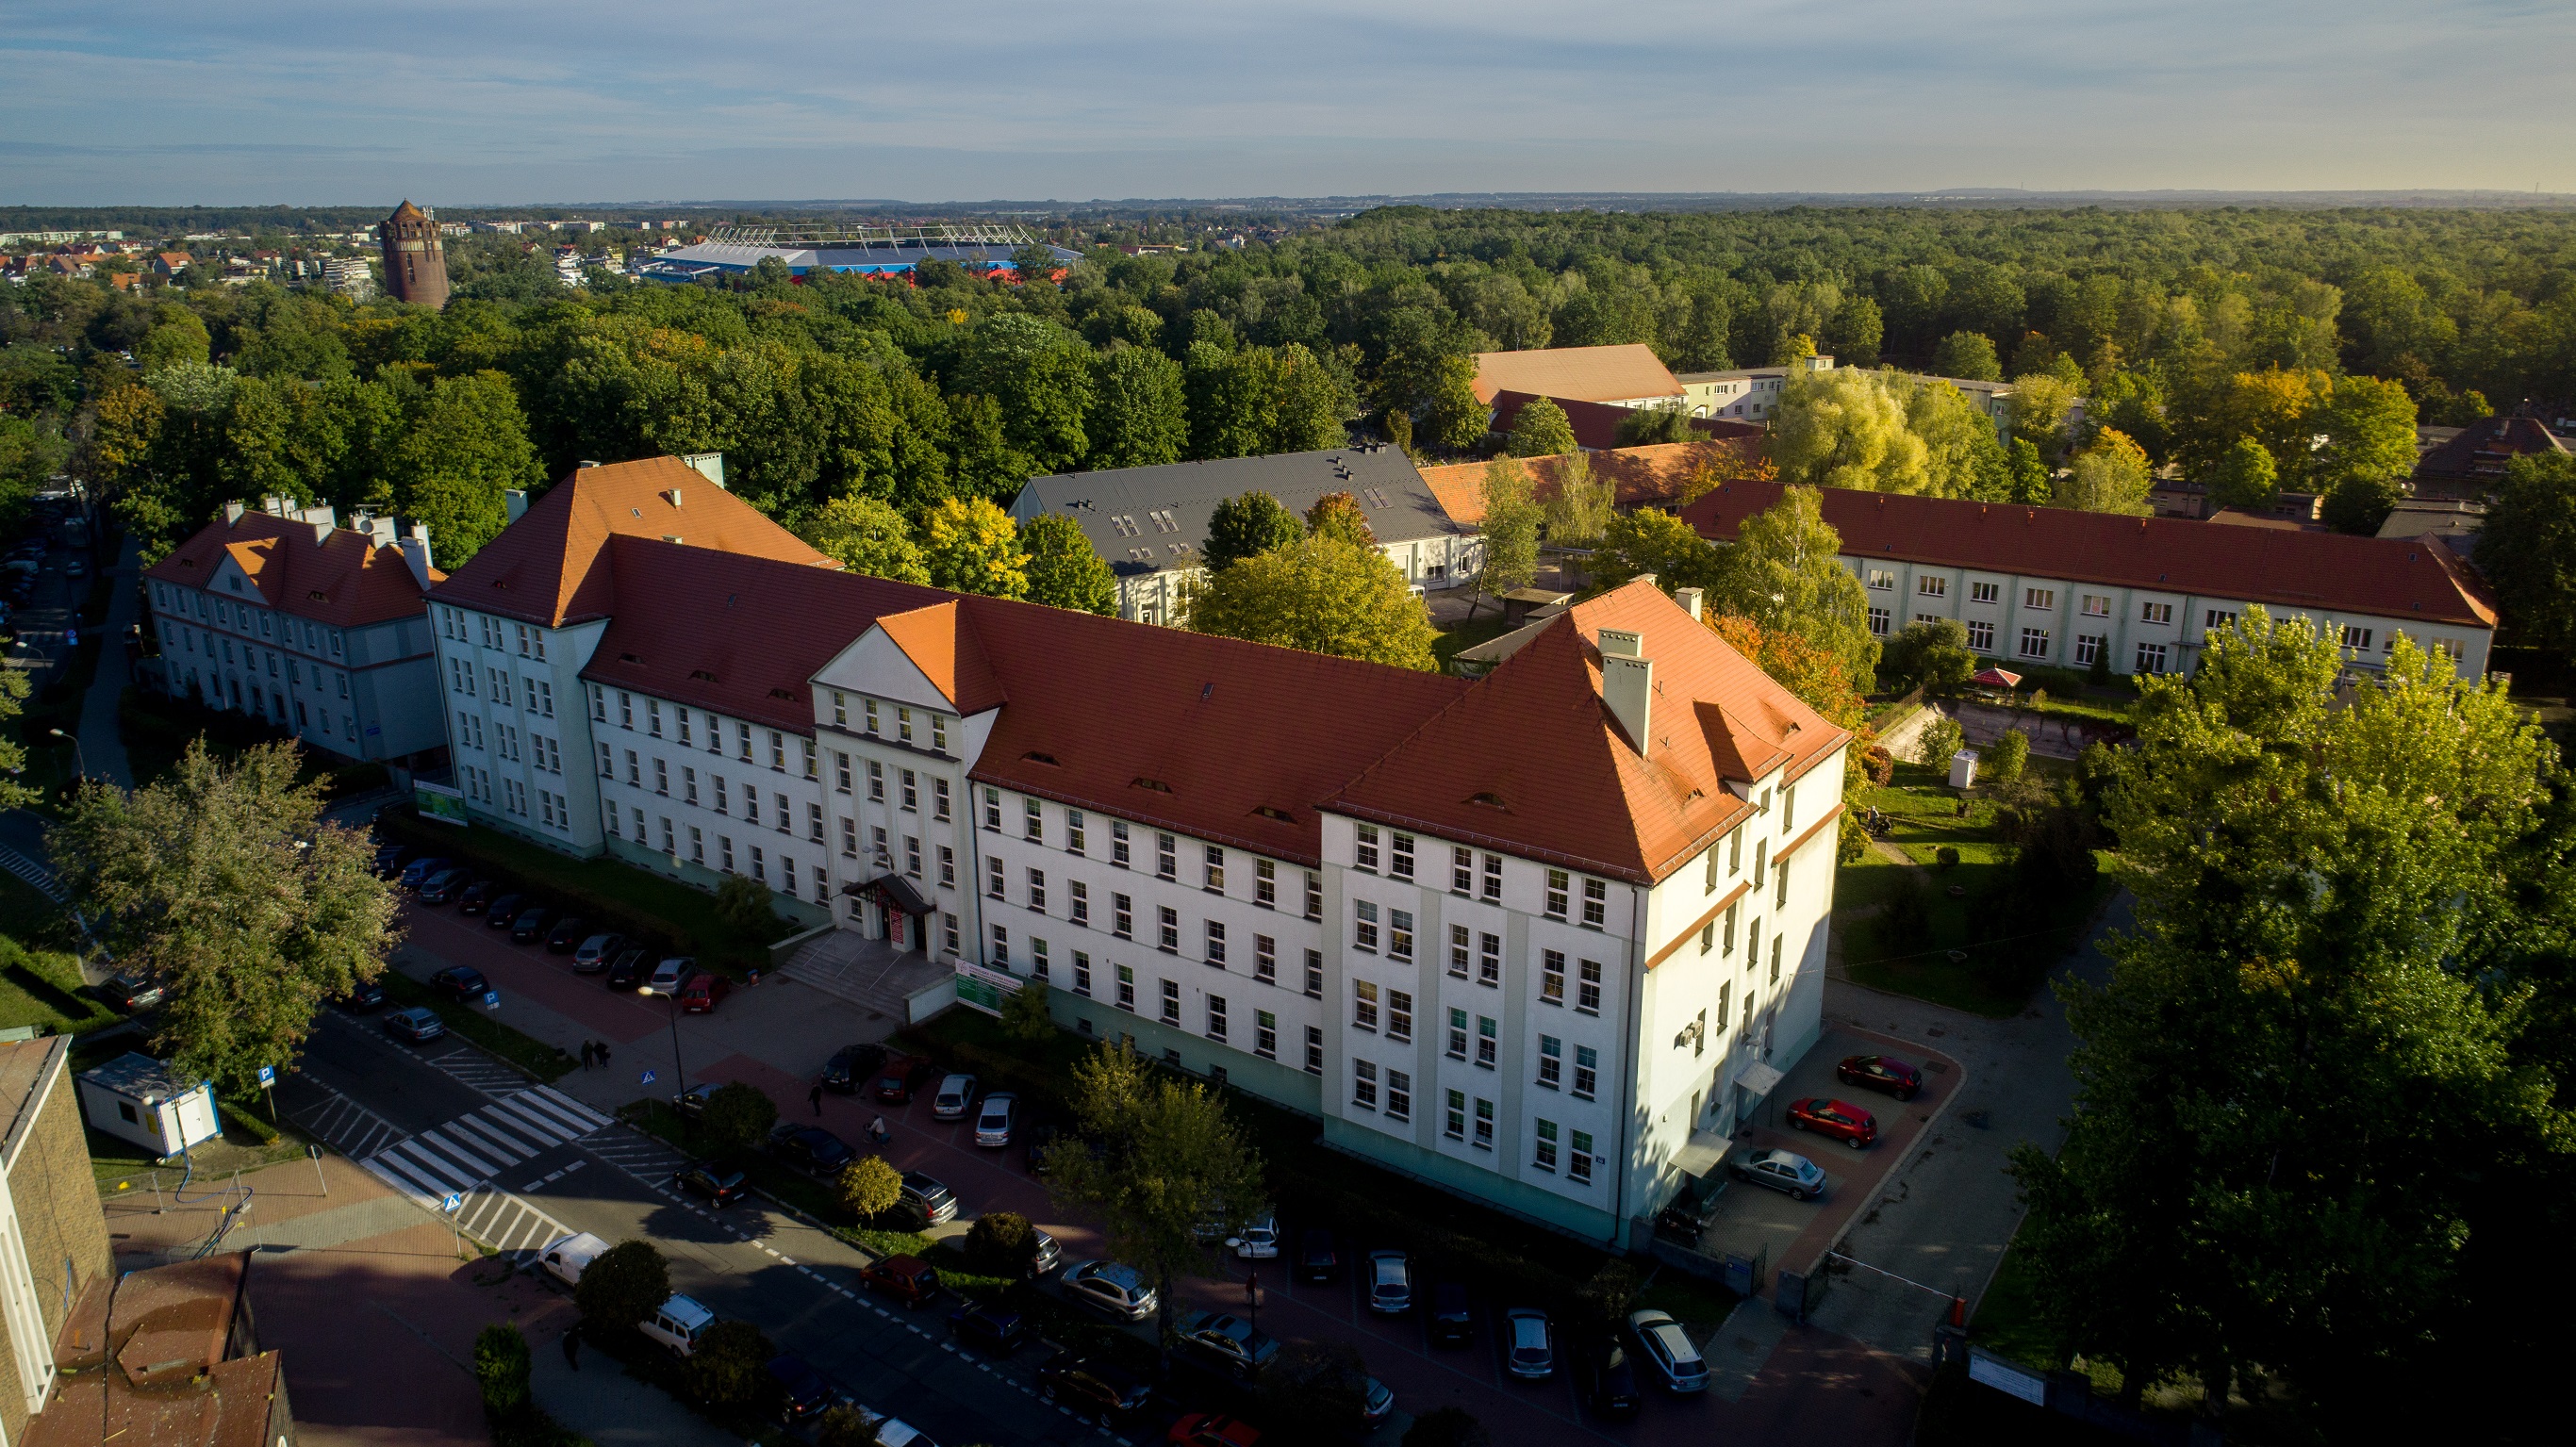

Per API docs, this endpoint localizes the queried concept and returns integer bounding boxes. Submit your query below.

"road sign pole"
[309,1143,326,1198]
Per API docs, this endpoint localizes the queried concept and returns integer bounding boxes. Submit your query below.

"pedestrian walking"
[867,1113,889,1145]
[810,1082,824,1116]
[562,1323,581,1371]
[595,1041,611,1069]
[580,1041,596,1070]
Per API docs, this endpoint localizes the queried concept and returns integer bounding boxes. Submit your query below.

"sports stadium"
[636,222,1082,284]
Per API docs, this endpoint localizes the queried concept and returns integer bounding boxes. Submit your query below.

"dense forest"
[5,204,2575,567]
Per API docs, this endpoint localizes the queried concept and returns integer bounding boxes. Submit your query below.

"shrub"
[574,1239,669,1333]
[2087,647,2112,686]
[1862,744,1895,785]
[999,977,1054,1044]
[699,1081,778,1156]
[1877,874,1936,957]
[1916,716,1966,774]
[713,873,780,937]
[1935,847,1960,869]
[965,1210,1035,1275]
[686,1319,776,1407]
[1258,1340,1371,1442]
[473,1323,532,1416]
[1985,728,2030,782]
[1571,1258,1640,1334]
[838,1156,903,1219]
[817,1406,881,1447]
[1404,1406,1492,1447]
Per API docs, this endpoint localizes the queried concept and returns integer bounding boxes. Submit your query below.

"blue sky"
[2,1,2570,206]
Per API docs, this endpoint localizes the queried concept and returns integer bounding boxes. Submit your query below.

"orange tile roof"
[143,513,441,628]
[428,457,831,627]
[1681,482,2500,630]
[878,601,1005,714]
[1328,583,1848,884]
[1420,440,1762,526]
[1471,345,1683,405]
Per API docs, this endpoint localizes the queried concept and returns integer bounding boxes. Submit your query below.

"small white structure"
[76,1053,222,1158]
[1949,748,1981,790]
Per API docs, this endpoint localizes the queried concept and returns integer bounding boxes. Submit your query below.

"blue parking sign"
[256,1065,274,1088]
[482,991,500,1009]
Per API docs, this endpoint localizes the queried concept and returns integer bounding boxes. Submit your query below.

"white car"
[974,1092,1017,1147]
[1728,1147,1827,1202]
[1627,1308,1711,1393]
[638,1293,716,1357]
[1228,1212,1280,1259]
[537,1231,609,1289]
[931,1074,979,1121]
[1063,1259,1158,1321]
[856,1407,941,1447]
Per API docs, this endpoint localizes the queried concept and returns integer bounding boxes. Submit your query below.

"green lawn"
[0,868,121,1037]
[1431,611,1518,672]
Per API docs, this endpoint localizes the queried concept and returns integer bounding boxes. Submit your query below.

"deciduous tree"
[1612,402,1695,448]
[836,1156,902,1219]
[1589,508,1716,593]
[2476,452,2576,658]
[574,1239,669,1333]
[699,1082,778,1156]
[1887,617,1974,693]
[1190,534,1437,670]
[801,494,930,584]
[1469,457,1542,611]
[388,370,542,567]
[1707,485,1881,688]
[921,497,1029,599]
[1540,452,1616,545]
[1203,490,1305,572]
[1085,344,1187,470]
[2055,428,2154,515]
[1505,397,1577,457]
[1769,367,1930,494]
[1019,512,1115,614]
[2206,436,2280,511]
[52,741,396,1094]
[1304,490,1378,548]
[1931,331,2002,382]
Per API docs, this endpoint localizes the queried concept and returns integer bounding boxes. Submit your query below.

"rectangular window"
[1254,934,1276,983]
[1917,575,1948,598]
[683,766,699,804]
[1724,900,1741,955]
[1966,619,1995,651]
[714,776,730,814]
[2023,586,2056,610]
[1385,1070,1411,1123]
[1031,935,1051,979]
[986,857,1005,899]
[1476,1015,1497,1068]
[1446,1008,1470,1060]
[897,708,914,745]
[1581,878,1607,929]
[1447,924,1470,978]
[1205,919,1227,966]
[840,816,858,858]
[1717,979,1731,1030]
[1160,978,1180,1026]
[1203,846,1225,893]
[2341,625,2373,650]
[1445,1090,1466,1140]
[1387,990,1412,1043]
[1115,964,1135,1011]
[2205,609,2239,633]
[1867,606,1890,637]
[2075,633,2105,666]
[1159,906,1181,952]
[1545,869,1569,920]
[1114,893,1132,939]
[1025,797,1044,843]
[2141,600,2174,625]
[1066,811,1085,854]
[1573,1045,1599,1100]
[1569,1130,1593,1183]
[809,801,825,843]
[2137,641,2170,674]
[904,835,921,878]
[1255,858,1276,907]
[900,770,917,812]
[2018,626,2052,660]
[1538,1035,1562,1088]
[982,786,1001,830]
[1304,872,1323,919]
[1866,567,1894,591]
[1353,899,1379,952]
[1306,1026,1325,1075]
[1387,909,1413,962]
[1971,581,2000,604]
[647,699,661,737]
[1070,880,1090,926]
[864,698,880,735]
[718,832,734,870]
[653,757,669,796]
[990,923,1010,965]
[1451,846,1474,894]
[1353,980,1379,1031]
[1776,856,1792,909]
[1535,1119,1559,1172]
[1577,959,1603,1014]
[933,779,951,822]
[1354,825,1379,872]
[1473,1098,1494,1148]
[932,715,948,753]
[1255,1010,1277,1060]
[1304,948,1324,998]
[1111,819,1131,866]
[1542,949,1565,1005]
[1353,1061,1378,1110]
[1478,931,1501,986]
[2081,593,2111,617]
[867,760,883,801]
[1073,951,1093,997]
[1155,832,1177,880]
[1389,833,1414,880]
[1772,932,1785,982]
[1027,867,1048,913]
[1482,852,1502,901]
[1207,995,1228,1041]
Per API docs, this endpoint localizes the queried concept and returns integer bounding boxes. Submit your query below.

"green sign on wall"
[416,781,469,826]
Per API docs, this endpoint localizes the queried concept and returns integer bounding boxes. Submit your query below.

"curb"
[1801,1021,1971,1283]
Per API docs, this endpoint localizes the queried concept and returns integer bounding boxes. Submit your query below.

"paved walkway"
[73,531,140,788]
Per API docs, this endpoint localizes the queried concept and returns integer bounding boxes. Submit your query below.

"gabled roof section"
[427,456,831,627]
[1420,439,1761,526]
[143,512,440,628]
[581,538,945,732]
[873,601,1006,714]
[1681,482,2501,630]
[1010,446,1456,580]
[1327,582,1848,884]
[956,597,1469,867]
[2413,414,2565,484]
[1471,345,1684,405]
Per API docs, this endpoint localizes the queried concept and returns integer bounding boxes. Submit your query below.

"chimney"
[504,489,529,523]
[399,522,434,589]
[1673,586,1705,621]
[1602,650,1654,754]
[662,487,683,509]
[223,501,245,525]
[1598,627,1643,659]
[682,452,727,489]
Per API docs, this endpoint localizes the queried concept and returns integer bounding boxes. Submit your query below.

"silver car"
[974,1092,1016,1147]
[1063,1259,1158,1321]
[1728,1147,1827,1202]
[1229,1212,1280,1259]
[1627,1308,1710,1393]
[1367,1249,1412,1313]
[931,1073,979,1121]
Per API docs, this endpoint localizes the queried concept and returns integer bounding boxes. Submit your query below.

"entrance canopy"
[847,874,933,918]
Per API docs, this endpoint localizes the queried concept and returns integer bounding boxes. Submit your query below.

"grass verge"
[380,970,576,1082]
[1430,611,1518,672]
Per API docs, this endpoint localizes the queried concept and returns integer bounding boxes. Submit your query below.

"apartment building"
[1682,483,2499,679]
[141,499,445,763]
[421,458,1849,1244]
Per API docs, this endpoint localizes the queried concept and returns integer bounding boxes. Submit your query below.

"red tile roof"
[1420,440,1761,526]
[428,457,830,628]
[2413,415,2566,485]
[1489,390,1764,453]
[143,513,440,628]
[1472,345,1683,405]
[581,538,948,733]
[878,601,1005,714]
[1680,483,2499,630]
[1328,583,1848,885]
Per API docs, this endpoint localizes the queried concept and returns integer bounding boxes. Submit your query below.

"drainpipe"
[1610,881,1645,1252]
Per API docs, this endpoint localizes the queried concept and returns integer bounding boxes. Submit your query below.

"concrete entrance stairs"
[777,929,950,1020]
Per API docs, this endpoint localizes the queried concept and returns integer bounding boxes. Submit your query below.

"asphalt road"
[279,1007,1147,1447]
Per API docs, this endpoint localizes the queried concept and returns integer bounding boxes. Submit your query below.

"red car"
[1786,1097,1878,1149]
[1836,1054,1923,1100]
[1169,1415,1263,1447]
[858,1254,942,1308]
[677,972,732,1013]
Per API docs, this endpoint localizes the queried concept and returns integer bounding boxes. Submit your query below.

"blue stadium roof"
[637,222,1079,283]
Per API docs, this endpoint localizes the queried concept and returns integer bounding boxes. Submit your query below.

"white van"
[638,1293,717,1357]
[537,1232,609,1289]
[858,1406,941,1447]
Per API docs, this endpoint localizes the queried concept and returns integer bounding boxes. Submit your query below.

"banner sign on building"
[953,961,1023,1017]
[415,780,469,826]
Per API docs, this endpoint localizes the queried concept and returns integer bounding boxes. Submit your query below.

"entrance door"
[888,911,906,948]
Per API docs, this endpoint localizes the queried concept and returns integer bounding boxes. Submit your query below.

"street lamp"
[47,729,85,781]
[637,982,686,1125]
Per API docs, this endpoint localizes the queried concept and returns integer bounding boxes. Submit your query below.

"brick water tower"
[377,199,450,308]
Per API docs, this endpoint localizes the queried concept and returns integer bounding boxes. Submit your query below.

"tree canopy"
[800,493,930,584]
[1504,397,1577,457]
[2477,452,2576,659]
[1020,512,1116,614]
[1190,533,1437,670]
[920,497,1029,599]
[1707,485,1880,688]
[1202,489,1304,572]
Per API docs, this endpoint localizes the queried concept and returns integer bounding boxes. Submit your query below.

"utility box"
[1948,748,1980,790]
[77,1052,223,1158]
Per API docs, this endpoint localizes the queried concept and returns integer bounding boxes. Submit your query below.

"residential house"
[142,499,445,764]
[1007,446,1476,627]
[1682,483,2498,679]
[2412,415,2568,498]
[1675,355,1837,422]
[148,253,190,281]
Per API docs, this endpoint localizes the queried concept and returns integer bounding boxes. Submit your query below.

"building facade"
[376,199,449,309]
[1682,483,2498,679]
[142,499,446,763]
[0,1039,117,1443]
[423,461,1847,1244]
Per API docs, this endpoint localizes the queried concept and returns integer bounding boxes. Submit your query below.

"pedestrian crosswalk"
[283,1082,401,1160]
[426,1045,546,1099]
[582,1122,695,1180]
[453,1182,574,1262]
[362,1085,614,1207]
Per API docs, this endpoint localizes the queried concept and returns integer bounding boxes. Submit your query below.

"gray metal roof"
[1011,446,1464,578]
[81,1051,202,1102]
